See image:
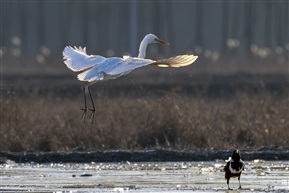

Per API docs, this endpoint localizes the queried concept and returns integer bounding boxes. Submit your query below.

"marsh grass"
[1,80,288,152]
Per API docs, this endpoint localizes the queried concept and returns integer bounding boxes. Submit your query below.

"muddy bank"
[1,148,289,163]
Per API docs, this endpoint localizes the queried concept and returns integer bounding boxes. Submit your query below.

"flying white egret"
[63,33,198,122]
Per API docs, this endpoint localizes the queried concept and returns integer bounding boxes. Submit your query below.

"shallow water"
[1,160,289,192]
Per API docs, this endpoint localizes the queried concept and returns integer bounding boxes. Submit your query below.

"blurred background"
[1,1,289,152]
[2,0,288,75]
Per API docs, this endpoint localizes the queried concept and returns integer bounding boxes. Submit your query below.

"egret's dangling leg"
[88,86,96,123]
[81,87,88,122]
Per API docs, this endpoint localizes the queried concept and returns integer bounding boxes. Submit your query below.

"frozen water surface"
[1,161,289,192]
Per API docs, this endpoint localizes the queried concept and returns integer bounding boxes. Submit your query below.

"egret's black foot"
[81,108,87,123]
[89,108,95,124]
[238,186,242,189]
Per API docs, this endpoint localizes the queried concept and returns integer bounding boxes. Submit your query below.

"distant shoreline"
[1,148,289,163]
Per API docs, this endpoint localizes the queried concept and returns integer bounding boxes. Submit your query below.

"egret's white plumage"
[63,33,198,122]
[63,46,106,72]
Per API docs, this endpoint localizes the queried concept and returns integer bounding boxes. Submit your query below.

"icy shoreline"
[1,148,289,163]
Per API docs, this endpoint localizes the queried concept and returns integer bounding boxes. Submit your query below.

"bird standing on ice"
[224,149,245,190]
[63,33,198,122]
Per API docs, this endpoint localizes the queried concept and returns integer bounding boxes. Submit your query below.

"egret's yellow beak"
[157,38,170,45]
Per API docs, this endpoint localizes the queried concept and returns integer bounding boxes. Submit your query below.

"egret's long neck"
[138,38,149,58]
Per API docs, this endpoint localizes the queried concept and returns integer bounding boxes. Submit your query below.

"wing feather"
[107,57,154,75]
[77,57,124,82]
[63,46,106,72]
[77,68,104,82]
[150,55,198,67]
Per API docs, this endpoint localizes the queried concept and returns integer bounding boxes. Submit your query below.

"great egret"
[63,33,198,122]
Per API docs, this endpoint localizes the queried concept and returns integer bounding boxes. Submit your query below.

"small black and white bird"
[224,149,245,190]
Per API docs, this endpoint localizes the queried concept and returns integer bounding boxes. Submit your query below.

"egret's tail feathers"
[151,55,198,68]
[63,46,106,72]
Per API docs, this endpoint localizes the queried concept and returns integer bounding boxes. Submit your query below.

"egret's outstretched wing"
[107,57,154,75]
[151,55,198,67]
[105,55,197,76]
[77,57,124,82]
[78,57,154,82]
[63,46,106,72]
[76,55,198,83]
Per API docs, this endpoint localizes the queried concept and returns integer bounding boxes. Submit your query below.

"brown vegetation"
[1,74,288,152]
